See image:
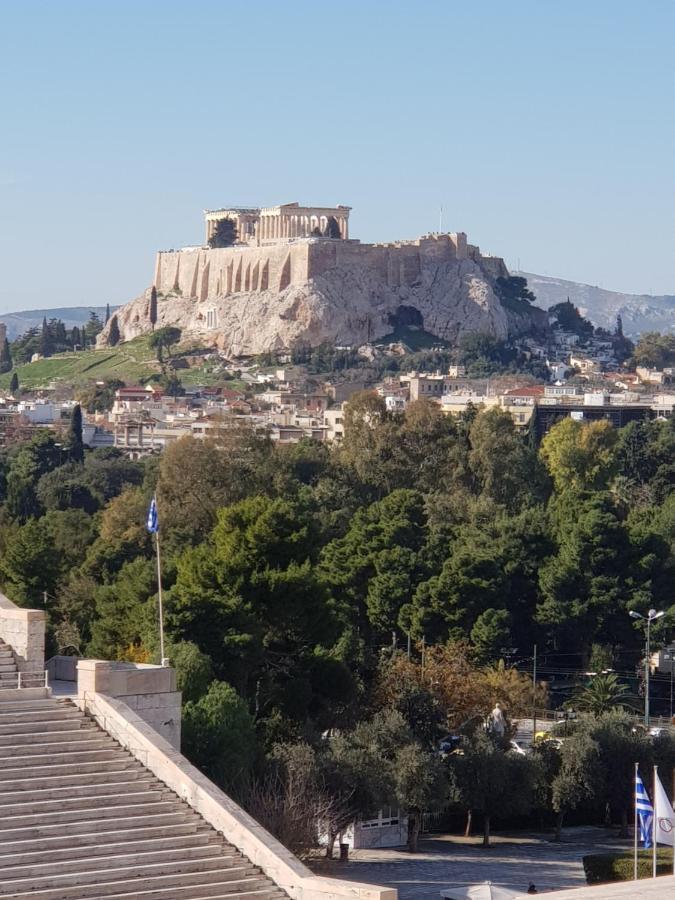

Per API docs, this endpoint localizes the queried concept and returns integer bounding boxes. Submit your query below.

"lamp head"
[629,611,642,619]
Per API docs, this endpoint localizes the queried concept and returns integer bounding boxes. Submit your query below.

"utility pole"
[630,610,664,728]
[532,644,537,745]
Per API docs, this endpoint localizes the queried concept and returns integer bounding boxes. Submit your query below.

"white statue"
[489,702,505,737]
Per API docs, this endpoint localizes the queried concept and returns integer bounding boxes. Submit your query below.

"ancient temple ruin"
[204,202,351,245]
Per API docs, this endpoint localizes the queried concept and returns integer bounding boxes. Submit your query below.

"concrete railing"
[0,592,45,676]
[77,690,397,900]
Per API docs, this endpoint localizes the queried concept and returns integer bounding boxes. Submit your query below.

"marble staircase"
[0,692,286,900]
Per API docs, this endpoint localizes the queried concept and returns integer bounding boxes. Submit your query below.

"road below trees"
[319,827,631,899]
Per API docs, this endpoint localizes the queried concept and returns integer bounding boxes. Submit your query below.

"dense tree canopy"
[0,396,671,850]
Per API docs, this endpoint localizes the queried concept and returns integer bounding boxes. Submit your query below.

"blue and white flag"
[146,497,159,534]
[635,771,654,848]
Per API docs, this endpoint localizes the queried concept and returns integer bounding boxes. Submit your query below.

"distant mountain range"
[0,307,114,340]
[517,272,675,337]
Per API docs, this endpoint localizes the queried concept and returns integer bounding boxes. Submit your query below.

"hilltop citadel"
[100,202,544,355]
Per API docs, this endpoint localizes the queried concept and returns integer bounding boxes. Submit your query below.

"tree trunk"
[325,832,337,859]
[407,812,421,853]
[619,808,628,838]
[483,814,490,847]
[464,809,473,837]
[554,809,564,842]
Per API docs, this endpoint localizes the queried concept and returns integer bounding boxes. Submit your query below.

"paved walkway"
[317,827,632,899]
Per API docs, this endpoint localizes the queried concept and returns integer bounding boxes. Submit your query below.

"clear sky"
[1,0,674,312]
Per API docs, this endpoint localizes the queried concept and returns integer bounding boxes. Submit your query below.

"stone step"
[0,842,233,881]
[4,798,182,829]
[0,760,142,787]
[0,687,48,702]
[0,760,143,791]
[0,717,85,735]
[86,892,282,900]
[0,650,14,660]
[0,736,117,758]
[0,831,224,870]
[0,662,17,672]
[0,810,191,843]
[0,749,134,771]
[75,879,278,900]
[0,867,266,900]
[0,821,207,855]
[0,707,82,723]
[0,784,165,813]
[0,735,119,769]
[0,725,100,745]
[0,699,69,713]
[189,892,285,900]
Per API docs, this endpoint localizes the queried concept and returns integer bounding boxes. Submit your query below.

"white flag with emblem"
[654,771,675,846]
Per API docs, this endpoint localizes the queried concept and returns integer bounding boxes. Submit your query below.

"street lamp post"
[630,609,665,727]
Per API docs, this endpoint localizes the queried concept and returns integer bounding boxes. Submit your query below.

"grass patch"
[0,336,235,391]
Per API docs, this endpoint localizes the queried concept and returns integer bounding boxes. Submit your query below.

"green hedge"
[584,848,673,883]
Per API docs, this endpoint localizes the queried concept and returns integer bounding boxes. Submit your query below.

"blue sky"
[1,0,673,312]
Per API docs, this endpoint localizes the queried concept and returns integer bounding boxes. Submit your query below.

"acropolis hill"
[99,202,546,355]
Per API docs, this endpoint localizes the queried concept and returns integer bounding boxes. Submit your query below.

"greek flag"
[146,497,159,534]
[635,771,653,848]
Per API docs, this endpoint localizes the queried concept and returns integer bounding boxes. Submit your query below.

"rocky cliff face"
[101,242,546,356]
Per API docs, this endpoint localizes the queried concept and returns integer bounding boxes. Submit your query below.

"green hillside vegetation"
[375,324,450,350]
[0,336,227,390]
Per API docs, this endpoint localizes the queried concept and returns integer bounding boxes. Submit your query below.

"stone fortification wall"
[102,232,541,355]
[151,234,498,304]
[154,241,310,300]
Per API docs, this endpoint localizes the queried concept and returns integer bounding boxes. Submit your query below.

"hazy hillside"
[518,272,675,336]
[0,306,114,340]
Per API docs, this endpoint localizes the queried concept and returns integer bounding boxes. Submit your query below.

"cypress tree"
[0,338,12,374]
[9,372,18,394]
[108,315,121,347]
[150,287,158,330]
[105,302,110,324]
[39,316,50,357]
[68,404,84,463]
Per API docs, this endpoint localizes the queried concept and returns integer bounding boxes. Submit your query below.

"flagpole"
[653,765,658,878]
[149,494,167,667]
[634,762,639,881]
[155,529,166,666]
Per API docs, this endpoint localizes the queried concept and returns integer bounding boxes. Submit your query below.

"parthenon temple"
[204,202,351,246]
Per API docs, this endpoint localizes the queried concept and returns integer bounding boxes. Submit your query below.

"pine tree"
[324,216,342,239]
[9,372,18,394]
[68,404,84,463]
[85,312,103,343]
[0,338,12,374]
[207,218,238,248]
[150,287,158,330]
[108,315,121,347]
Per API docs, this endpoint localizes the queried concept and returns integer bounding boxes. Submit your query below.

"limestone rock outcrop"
[101,234,546,356]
